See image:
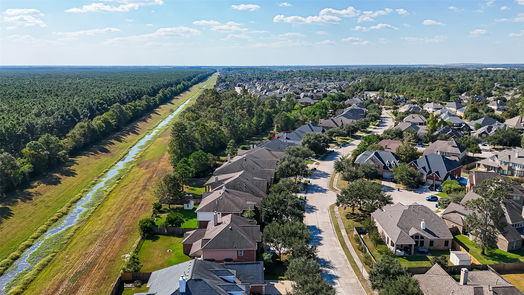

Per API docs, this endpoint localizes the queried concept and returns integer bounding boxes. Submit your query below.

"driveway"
[382,181,441,213]
[303,112,393,294]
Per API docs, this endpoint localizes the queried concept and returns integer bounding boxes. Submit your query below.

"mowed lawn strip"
[137,235,191,272]
[0,73,216,263]
[20,75,217,295]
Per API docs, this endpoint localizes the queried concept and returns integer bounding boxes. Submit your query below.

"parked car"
[426,195,439,202]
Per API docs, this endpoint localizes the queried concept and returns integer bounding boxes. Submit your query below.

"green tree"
[263,221,310,260]
[392,164,422,189]
[276,155,310,180]
[169,121,196,164]
[174,157,194,182]
[337,179,392,213]
[38,133,67,166]
[430,255,448,270]
[290,274,335,295]
[441,180,464,195]
[188,150,215,177]
[456,136,481,154]
[139,217,156,237]
[0,152,23,194]
[225,139,238,156]
[465,177,512,255]
[285,257,321,281]
[21,141,49,175]
[302,133,330,156]
[426,113,442,133]
[487,128,521,147]
[379,275,422,295]
[285,145,314,159]
[124,254,143,272]
[269,178,302,194]
[369,255,407,290]
[261,192,304,224]
[154,173,185,207]
[166,212,185,227]
[396,141,419,163]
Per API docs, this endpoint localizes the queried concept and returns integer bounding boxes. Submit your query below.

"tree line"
[0,69,214,195]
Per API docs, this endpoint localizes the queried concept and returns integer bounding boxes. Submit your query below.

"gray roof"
[411,154,462,181]
[372,203,452,245]
[423,139,465,157]
[140,260,264,295]
[184,214,261,256]
[205,170,268,198]
[337,106,366,120]
[472,122,506,137]
[432,125,463,138]
[468,117,499,128]
[256,139,297,153]
[485,148,524,166]
[399,104,422,113]
[276,123,325,144]
[446,102,464,110]
[354,150,400,171]
[414,264,522,295]
[424,102,444,110]
[403,114,427,124]
[214,147,281,183]
[198,187,262,215]
[394,122,428,136]
[319,117,354,129]
[441,202,470,227]
[378,139,402,153]
[444,115,465,125]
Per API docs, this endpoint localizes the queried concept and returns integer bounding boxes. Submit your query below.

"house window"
[513,196,521,201]
[429,241,434,247]
[419,241,424,247]
[444,240,449,247]
[237,250,244,257]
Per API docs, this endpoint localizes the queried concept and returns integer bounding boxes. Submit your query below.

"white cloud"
[316,31,328,35]
[402,35,448,43]
[470,29,487,36]
[500,6,510,10]
[231,4,260,11]
[482,0,496,8]
[2,8,46,28]
[518,0,524,5]
[448,6,463,12]
[193,20,247,32]
[341,37,369,45]
[422,19,443,25]
[396,8,409,15]
[342,37,360,42]
[509,30,524,37]
[273,6,358,24]
[354,23,397,32]
[316,39,335,45]
[277,32,304,38]
[357,8,392,23]
[66,0,163,13]
[55,27,120,38]
[146,23,154,27]
[106,26,199,43]
[496,13,524,22]
[279,2,292,7]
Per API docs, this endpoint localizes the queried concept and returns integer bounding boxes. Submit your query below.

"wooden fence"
[353,227,377,262]
[109,272,152,295]
[151,226,194,236]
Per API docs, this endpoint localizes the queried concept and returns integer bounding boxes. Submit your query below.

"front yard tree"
[337,179,392,213]
[285,257,321,281]
[465,177,512,255]
[302,133,330,156]
[285,145,314,159]
[396,141,419,163]
[392,163,421,189]
[369,255,407,290]
[487,128,521,147]
[457,136,481,154]
[441,180,463,194]
[276,155,309,180]
[263,221,310,260]
[290,274,335,295]
[379,275,423,295]
[154,173,185,207]
[261,192,304,224]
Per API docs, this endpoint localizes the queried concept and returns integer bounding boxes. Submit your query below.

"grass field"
[0,74,215,265]
[20,74,217,295]
[454,235,524,264]
[155,207,198,229]
[502,273,524,292]
[137,235,190,272]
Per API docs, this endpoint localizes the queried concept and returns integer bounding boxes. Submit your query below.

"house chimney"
[215,176,218,183]
[227,154,231,163]
[213,211,218,226]
[179,276,187,293]
[420,219,426,230]
[460,268,468,285]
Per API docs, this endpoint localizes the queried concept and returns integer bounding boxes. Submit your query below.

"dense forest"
[0,67,214,194]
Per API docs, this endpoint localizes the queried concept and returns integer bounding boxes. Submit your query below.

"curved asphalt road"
[304,111,393,294]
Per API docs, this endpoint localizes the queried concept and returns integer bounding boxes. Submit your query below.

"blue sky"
[1,0,523,65]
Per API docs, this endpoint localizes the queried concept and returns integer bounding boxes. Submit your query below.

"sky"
[0,0,523,65]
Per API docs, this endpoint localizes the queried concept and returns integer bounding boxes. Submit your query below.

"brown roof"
[378,139,402,153]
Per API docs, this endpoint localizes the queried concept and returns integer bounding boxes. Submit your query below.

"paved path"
[304,112,393,294]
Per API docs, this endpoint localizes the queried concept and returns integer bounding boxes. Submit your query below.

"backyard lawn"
[502,273,524,292]
[122,285,149,295]
[137,235,191,272]
[155,206,198,229]
[455,235,524,264]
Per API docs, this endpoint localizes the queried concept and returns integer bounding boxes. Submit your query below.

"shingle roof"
[256,139,297,153]
[276,123,325,144]
[337,106,366,120]
[423,139,466,157]
[432,125,463,138]
[505,116,524,130]
[411,154,462,180]
[371,203,452,245]
[205,170,268,198]
[403,114,427,124]
[198,187,262,215]
[378,139,402,153]
[354,150,400,171]
[424,102,444,110]
[399,104,422,113]
[468,117,499,128]
[214,147,281,183]
[140,260,264,295]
